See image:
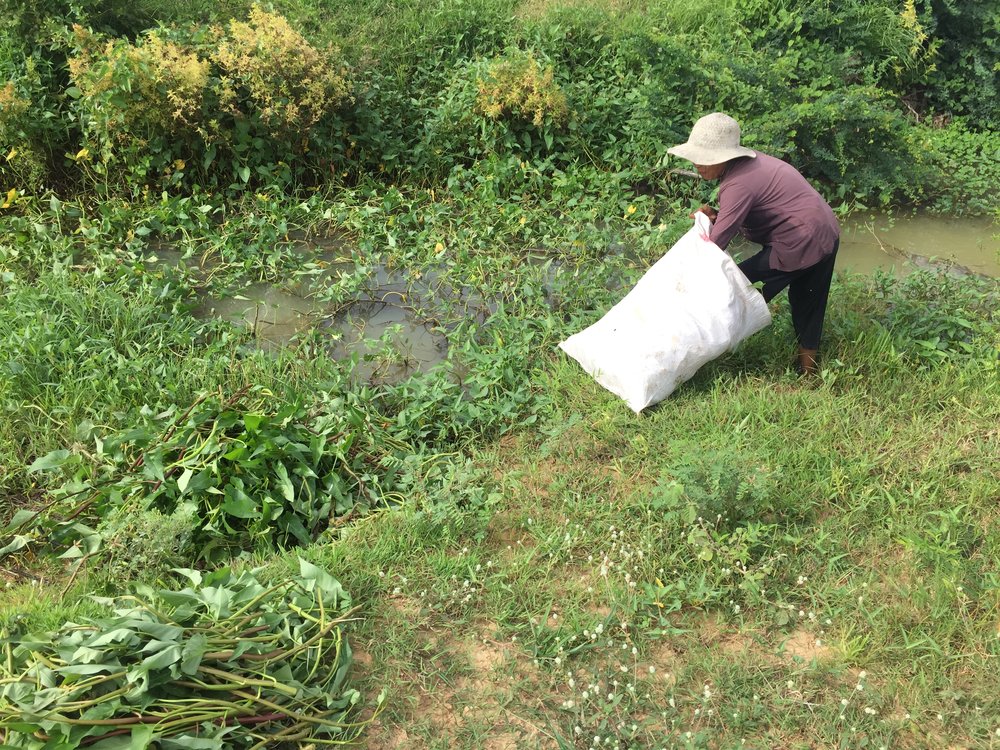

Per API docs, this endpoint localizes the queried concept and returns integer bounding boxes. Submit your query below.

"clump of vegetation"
[96,504,197,585]
[212,6,351,134]
[63,6,352,189]
[476,51,568,127]
[0,59,62,191]
[14,388,413,564]
[0,560,370,748]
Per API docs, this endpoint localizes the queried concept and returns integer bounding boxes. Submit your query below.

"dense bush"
[750,85,921,205]
[63,9,352,191]
[910,0,1000,128]
[0,54,68,192]
[909,122,1000,214]
[0,0,997,209]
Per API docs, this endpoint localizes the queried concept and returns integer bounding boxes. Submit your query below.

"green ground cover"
[2,1,999,748]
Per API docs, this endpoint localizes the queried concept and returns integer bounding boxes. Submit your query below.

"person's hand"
[689,205,718,221]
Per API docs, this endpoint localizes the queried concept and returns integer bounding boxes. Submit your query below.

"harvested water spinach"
[0,559,375,748]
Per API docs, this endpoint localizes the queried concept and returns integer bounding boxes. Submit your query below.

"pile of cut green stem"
[0,560,372,749]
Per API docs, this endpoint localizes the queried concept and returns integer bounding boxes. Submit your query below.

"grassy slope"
[303,318,1000,749]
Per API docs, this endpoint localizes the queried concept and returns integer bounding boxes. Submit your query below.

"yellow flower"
[519,216,527,226]
[627,205,637,215]
[434,242,445,254]
[4,148,16,162]
[75,147,90,161]
[2,188,16,209]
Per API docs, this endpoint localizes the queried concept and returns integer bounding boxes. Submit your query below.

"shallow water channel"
[162,212,997,381]
[729,212,1000,278]
[836,213,1000,278]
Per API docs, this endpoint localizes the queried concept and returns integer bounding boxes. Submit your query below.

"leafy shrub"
[476,51,568,127]
[67,25,210,176]
[750,85,920,206]
[65,7,352,189]
[18,389,410,562]
[739,0,930,88]
[0,56,67,192]
[211,6,351,135]
[418,51,570,176]
[909,0,1000,128]
[909,122,1000,215]
[0,561,367,748]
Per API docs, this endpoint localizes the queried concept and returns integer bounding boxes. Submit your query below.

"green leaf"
[238,166,251,183]
[275,462,294,503]
[4,508,39,533]
[55,663,121,676]
[180,634,207,675]
[0,534,32,557]
[298,558,347,603]
[140,643,182,671]
[222,482,256,519]
[161,735,229,749]
[86,628,139,648]
[88,725,154,749]
[28,449,71,473]
[133,622,184,641]
[177,468,193,494]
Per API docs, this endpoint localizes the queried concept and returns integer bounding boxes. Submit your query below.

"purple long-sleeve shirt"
[709,153,840,272]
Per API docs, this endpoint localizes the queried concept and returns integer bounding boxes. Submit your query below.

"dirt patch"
[688,612,758,656]
[486,513,532,555]
[588,603,613,618]
[483,732,526,750]
[421,689,465,732]
[778,629,835,663]
[362,723,415,749]
[385,594,424,619]
[352,646,373,669]
[523,457,562,502]
[368,624,544,747]
[460,634,513,693]
[641,639,681,684]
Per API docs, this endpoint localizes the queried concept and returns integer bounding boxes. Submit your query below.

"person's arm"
[709,183,754,251]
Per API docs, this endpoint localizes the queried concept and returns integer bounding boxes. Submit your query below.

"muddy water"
[837,213,1000,278]
[192,284,325,349]
[728,213,999,278]
[174,212,997,380]
[325,301,447,382]
[185,252,450,381]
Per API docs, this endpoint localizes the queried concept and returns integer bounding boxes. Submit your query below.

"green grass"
[1,182,998,749]
[2,1,998,744]
[306,342,999,749]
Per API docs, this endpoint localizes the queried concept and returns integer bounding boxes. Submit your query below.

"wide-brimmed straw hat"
[668,112,756,165]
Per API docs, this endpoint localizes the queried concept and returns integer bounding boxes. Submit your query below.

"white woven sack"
[559,213,772,413]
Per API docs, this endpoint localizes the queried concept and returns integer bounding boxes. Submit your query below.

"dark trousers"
[737,240,839,350]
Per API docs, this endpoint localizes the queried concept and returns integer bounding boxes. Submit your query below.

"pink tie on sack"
[693,211,713,242]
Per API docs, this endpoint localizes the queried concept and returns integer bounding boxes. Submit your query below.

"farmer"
[668,112,840,375]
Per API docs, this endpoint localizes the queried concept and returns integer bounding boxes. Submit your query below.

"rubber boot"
[797,347,818,376]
